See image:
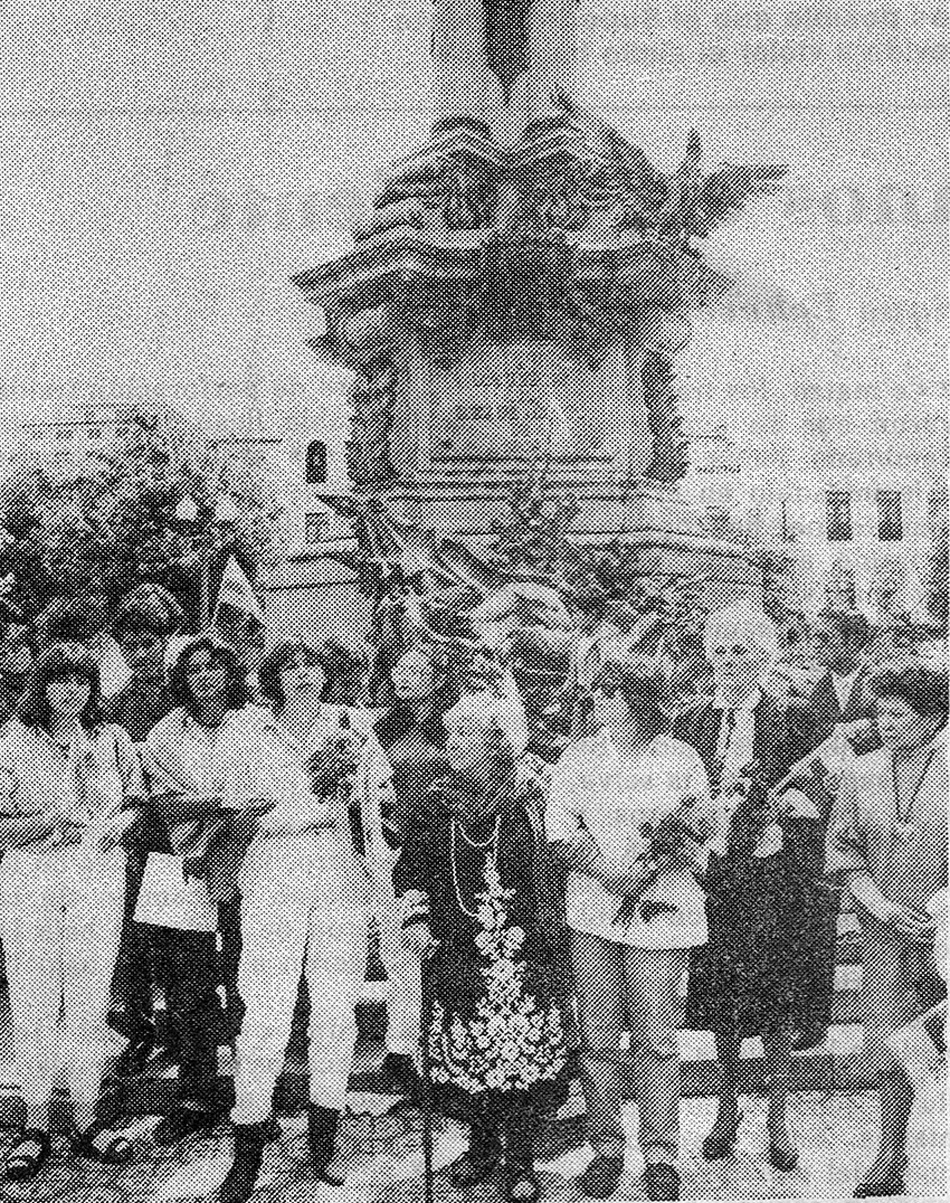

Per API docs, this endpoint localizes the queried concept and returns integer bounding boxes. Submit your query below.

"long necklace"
[451,815,501,918]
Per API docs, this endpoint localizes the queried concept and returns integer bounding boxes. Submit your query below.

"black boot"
[308,1105,344,1187]
[218,1122,271,1203]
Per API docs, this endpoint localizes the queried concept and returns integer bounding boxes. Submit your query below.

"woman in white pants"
[219,640,393,1203]
[0,643,146,1180]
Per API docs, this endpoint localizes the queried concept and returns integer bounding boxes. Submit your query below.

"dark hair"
[259,641,334,711]
[114,584,184,640]
[113,598,174,641]
[168,638,250,717]
[814,609,872,649]
[0,598,25,629]
[375,640,460,746]
[37,595,111,644]
[590,658,671,741]
[867,661,949,718]
[17,642,104,730]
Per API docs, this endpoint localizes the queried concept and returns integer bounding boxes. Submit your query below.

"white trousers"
[231,845,368,1122]
[377,886,422,1057]
[0,846,125,1117]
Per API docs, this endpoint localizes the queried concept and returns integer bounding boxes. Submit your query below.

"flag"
[211,555,264,645]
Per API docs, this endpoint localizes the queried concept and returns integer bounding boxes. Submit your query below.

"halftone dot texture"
[0,0,946,1198]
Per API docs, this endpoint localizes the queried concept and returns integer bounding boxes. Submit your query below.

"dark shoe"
[701,1106,743,1161]
[153,1104,219,1146]
[307,1105,344,1186]
[218,1122,271,1203]
[6,1129,51,1182]
[643,1163,680,1201]
[448,1138,502,1189]
[503,1159,539,1202]
[577,1154,624,1198]
[767,1141,799,1172]
[115,1031,157,1077]
[70,1123,135,1165]
[791,1024,827,1053]
[378,1051,419,1095]
[853,1153,908,1198]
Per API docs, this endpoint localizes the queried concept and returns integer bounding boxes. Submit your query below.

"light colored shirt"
[145,702,395,906]
[545,729,717,948]
[239,704,394,909]
[831,668,862,714]
[0,718,145,852]
[826,729,948,914]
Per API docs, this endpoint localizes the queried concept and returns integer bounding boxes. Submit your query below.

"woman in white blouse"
[545,658,718,1202]
[218,640,393,1203]
[0,643,145,1179]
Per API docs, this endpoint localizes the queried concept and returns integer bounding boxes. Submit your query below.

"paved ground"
[0,1076,944,1203]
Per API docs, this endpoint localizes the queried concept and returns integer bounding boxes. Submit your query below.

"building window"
[876,490,903,542]
[305,441,328,485]
[826,490,853,542]
[304,512,326,545]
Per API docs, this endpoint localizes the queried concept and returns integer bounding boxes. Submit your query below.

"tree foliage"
[0,407,277,627]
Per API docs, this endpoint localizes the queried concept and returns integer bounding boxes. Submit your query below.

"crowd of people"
[0,581,945,1203]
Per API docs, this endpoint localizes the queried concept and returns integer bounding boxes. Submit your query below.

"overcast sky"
[0,0,946,482]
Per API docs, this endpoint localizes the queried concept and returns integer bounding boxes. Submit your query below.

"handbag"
[133,851,218,932]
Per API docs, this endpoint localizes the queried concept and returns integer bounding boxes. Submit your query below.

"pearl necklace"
[451,816,501,918]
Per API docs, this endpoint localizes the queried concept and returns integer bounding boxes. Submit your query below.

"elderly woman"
[396,694,569,1203]
[826,661,947,1198]
[546,657,718,1202]
[0,644,145,1179]
[673,601,826,1174]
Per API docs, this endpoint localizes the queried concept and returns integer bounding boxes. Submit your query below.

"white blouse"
[545,729,717,949]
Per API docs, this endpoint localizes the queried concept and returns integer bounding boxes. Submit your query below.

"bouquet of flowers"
[611,795,708,934]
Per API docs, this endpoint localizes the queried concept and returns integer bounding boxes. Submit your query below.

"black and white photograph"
[0,0,945,1199]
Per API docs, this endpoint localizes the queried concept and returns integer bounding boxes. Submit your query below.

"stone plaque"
[428,340,622,467]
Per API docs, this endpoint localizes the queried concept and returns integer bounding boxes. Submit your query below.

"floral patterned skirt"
[421,942,571,1125]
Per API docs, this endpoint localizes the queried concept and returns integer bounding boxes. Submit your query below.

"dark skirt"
[685,853,838,1035]
[422,941,571,1126]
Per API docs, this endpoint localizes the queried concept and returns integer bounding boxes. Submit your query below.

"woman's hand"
[590,856,661,898]
[91,809,141,853]
[877,897,938,943]
[403,922,439,961]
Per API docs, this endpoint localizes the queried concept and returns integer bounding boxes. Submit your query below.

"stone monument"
[292,0,787,594]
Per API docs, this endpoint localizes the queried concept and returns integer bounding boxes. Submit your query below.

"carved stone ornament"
[293,109,786,493]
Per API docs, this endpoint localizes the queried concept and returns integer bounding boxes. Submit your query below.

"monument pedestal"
[291,4,784,614]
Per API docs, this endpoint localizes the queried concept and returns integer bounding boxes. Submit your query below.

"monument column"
[293,0,786,592]
[430,0,503,133]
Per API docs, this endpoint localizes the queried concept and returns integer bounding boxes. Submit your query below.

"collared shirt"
[0,718,145,851]
[712,687,760,796]
[546,729,717,948]
[831,668,862,715]
[238,703,394,914]
[826,728,948,913]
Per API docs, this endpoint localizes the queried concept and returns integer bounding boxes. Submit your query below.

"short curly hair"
[867,661,949,717]
[258,641,341,711]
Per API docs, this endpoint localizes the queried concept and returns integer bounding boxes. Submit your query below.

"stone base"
[378,478,762,608]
